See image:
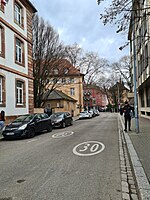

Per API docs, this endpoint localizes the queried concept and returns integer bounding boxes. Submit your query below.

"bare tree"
[64,43,83,67]
[97,0,132,33]
[111,56,131,90]
[32,15,66,107]
[79,51,109,84]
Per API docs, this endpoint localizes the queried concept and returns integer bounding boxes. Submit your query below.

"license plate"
[6,132,14,135]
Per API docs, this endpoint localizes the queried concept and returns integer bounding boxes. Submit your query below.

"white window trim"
[0,76,2,104]
[16,82,23,105]
[16,38,22,63]
[15,3,22,25]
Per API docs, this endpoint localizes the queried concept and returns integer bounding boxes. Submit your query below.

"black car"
[2,113,52,139]
[50,112,73,128]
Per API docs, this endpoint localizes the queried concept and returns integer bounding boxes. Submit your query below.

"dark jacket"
[123,104,134,118]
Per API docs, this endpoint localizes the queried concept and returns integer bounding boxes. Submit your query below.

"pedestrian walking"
[0,110,5,130]
[123,101,134,132]
[119,107,123,115]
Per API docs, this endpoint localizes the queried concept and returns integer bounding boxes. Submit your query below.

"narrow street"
[0,113,124,200]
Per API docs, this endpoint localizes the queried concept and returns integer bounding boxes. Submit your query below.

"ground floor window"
[16,79,26,107]
[0,75,6,107]
[146,86,150,107]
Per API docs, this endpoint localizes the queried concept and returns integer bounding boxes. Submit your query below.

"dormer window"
[64,68,69,74]
[54,68,59,75]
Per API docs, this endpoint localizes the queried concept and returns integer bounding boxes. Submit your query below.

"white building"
[0,0,37,122]
[128,0,150,119]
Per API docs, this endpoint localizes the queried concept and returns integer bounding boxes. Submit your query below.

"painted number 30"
[73,141,105,156]
[79,143,99,153]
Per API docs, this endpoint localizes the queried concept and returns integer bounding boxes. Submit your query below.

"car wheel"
[62,121,66,128]
[28,128,35,138]
[47,124,52,132]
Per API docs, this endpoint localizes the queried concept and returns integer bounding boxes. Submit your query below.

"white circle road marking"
[73,141,105,156]
[52,131,74,138]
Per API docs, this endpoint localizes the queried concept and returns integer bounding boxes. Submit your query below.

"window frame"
[0,24,5,58]
[14,1,24,29]
[64,68,69,74]
[70,88,75,96]
[53,68,59,75]
[15,36,25,66]
[0,1,5,12]
[0,74,6,107]
[15,79,26,107]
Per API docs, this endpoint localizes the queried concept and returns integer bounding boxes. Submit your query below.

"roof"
[43,90,77,102]
[22,0,37,12]
[50,59,84,77]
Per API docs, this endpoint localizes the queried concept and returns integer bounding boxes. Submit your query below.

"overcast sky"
[31,0,129,63]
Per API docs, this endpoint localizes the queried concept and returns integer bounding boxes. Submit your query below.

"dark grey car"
[2,113,52,139]
[50,112,73,128]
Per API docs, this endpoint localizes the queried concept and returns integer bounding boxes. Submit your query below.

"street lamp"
[132,11,139,133]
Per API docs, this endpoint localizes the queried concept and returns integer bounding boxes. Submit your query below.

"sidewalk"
[119,114,150,199]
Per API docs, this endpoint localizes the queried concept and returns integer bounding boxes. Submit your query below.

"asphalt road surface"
[0,112,122,200]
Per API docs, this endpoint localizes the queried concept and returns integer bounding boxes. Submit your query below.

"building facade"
[0,0,36,122]
[47,59,84,116]
[83,84,107,110]
[128,0,150,119]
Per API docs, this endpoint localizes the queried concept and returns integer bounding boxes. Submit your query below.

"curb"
[119,114,150,200]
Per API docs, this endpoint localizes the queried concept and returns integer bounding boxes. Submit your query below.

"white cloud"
[33,0,129,62]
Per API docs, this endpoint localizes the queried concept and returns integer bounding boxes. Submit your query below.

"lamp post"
[132,11,139,133]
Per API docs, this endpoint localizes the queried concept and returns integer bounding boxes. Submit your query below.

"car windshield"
[13,115,35,123]
[80,111,88,114]
[50,113,64,119]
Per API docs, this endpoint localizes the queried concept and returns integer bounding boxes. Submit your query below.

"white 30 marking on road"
[27,138,39,143]
[52,131,74,138]
[73,141,105,156]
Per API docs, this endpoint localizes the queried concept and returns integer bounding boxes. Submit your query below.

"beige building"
[128,0,150,119]
[0,0,36,122]
[43,90,77,115]
[46,59,84,116]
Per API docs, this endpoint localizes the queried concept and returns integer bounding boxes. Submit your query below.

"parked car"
[94,109,100,116]
[79,111,92,119]
[89,110,96,117]
[2,113,52,139]
[50,112,73,128]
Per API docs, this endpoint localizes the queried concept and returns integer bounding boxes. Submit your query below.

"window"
[53,78,57,84]
[140,89,145,107]
[0,75,6,107]
[16,81,23,105]
[0,24,5,58]
[146,87,150,107]
[144,44,148,68]
[15,37,24,65]
[70,88,75,96]
[0,76,2,104]
[53,68,59,75]
[0,1,5,12]
[62,78,66,84]
[16,80,25,107]
[64,68,69,74]
[70,78,74,83]
[14,2,24,27]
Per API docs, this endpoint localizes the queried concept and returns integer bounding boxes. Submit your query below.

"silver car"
[79,111,92,119]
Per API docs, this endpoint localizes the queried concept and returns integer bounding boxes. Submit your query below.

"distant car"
[79,111,92,119]
[94,109,100,116]
[50,112,73,128]
[2,113,52,139]
[89,110,96,117]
